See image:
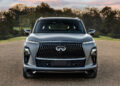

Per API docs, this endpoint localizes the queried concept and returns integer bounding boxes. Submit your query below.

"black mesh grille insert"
[36,42,85,58]
[36,59,85,67]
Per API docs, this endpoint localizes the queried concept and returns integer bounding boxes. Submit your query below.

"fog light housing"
[24,47,30,64]
[91,48,97,56]
[24,48,30,56]
[91,48,97,65]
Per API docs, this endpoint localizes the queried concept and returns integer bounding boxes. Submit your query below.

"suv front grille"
[36,42,85,58]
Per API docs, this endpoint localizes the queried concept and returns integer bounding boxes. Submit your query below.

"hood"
[27,33,93,43]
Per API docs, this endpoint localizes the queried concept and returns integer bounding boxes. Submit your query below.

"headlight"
[83,41,95,44]
[26,40,39,44]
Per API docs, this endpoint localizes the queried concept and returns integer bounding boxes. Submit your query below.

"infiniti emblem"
[56,46,66,52]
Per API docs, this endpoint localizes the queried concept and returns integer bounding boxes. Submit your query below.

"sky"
[0,0,120,10]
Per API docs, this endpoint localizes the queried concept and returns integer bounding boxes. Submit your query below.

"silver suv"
[23,17,97,78]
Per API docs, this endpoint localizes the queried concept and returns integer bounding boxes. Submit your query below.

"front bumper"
[24,64,97,73]
[24,57,97,73]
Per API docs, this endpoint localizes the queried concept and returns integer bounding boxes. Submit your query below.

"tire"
[23,68,34,79]
[85,68,97,78]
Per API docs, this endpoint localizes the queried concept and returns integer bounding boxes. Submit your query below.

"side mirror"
[88,29,96,36]
[24,29,31,35]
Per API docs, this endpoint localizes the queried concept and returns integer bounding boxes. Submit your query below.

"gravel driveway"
[0,40,120,86]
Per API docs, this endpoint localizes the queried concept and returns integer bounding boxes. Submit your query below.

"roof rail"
[39,17,43,19]
[75,17,79,19]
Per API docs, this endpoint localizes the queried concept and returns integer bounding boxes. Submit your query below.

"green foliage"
[82,8,102,32]
[100,6,120,38]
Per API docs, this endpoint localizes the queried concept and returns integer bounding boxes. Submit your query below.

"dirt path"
[0,40,120,86]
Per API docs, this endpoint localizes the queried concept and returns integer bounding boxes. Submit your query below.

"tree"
[100,6,120,37]
[36,2,54,16]
[82,8,102,35]
[62,8,76,17]
[1,3,120,39]
[9,4,28,26]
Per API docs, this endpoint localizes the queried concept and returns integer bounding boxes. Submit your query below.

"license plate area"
[51,61,68,67]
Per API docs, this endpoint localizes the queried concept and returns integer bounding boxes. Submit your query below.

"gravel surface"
[0,40,120,86]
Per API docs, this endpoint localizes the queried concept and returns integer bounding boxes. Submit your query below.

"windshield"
[34,19,86,33]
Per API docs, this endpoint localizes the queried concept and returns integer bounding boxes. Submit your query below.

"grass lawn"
[94,36,120,41]
[13,27,30,31]
[0,36,120,44]
[0,36,27,44]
